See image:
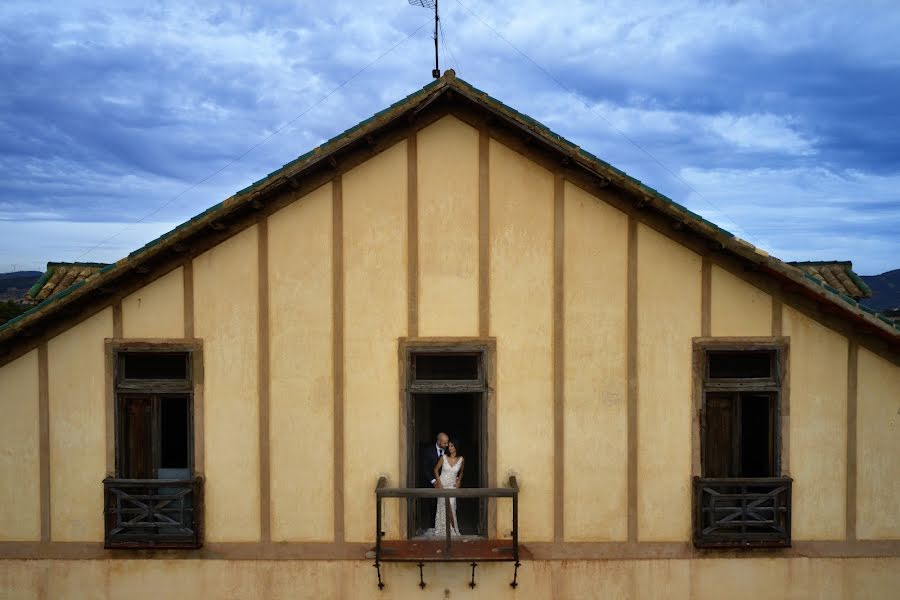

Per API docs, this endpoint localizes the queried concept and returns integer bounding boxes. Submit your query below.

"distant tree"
[0,300,26,324]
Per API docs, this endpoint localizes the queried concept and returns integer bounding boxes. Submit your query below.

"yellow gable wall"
[784,306,848,540]
[563,182,628,541]
[343,139,408,542]
[636,224,701,542]
[710,264,772,337]
[856,347,900,539]
[121,266,184,338]
[194,225,261,542]
[0,350,40,540]
[268,183,335,542]
[489,138,555,542]
[3,113,900,554]
[48,308,112,541]
[417,115,480,336]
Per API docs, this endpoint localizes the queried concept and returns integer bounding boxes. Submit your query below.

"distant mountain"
[861,269,900,312]
[0,271,42,302]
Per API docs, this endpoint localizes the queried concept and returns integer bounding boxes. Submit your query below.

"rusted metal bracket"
[469,562,478,588]
[373,561,384,590]
[510,561,521,588]
[417,562,426,589]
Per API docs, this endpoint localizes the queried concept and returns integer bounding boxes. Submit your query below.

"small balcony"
[693,476,792,548]
[103,477,204,549]
[373,476,524,589]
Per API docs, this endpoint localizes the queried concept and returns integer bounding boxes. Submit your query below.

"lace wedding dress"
[432,456,463,538]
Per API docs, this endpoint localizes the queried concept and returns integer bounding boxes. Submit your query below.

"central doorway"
[405,346,488,538]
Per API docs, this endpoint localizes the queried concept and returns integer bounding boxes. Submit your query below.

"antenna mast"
[408,0,440,78]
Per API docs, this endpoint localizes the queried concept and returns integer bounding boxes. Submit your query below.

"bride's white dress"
[431,456,463,538]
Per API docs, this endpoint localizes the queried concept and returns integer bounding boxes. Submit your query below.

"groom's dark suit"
[420,443,444,487]
[419,443,444,530]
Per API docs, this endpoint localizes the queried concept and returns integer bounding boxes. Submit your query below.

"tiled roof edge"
[25,268,54,299]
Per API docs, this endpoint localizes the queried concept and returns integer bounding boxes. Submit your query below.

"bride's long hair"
[447,437,462,459]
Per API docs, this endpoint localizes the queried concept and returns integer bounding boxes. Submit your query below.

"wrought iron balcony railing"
[103,477,203,549]
[373,476,521,589]
[693,476,792,548]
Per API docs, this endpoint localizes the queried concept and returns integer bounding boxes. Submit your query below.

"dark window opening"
[406,347,489,539]
[741,393,773,477]
[413,353,479,381]
[703,392,775,478]
[160,396,190,471]
[115,351,193,479]
[120,352,188,380]
[411,392,484,537]
[708,350,773,379]
[118,394,192,479]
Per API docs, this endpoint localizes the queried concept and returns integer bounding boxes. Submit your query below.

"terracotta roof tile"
[788,261,871,300]
[26,262,110,303]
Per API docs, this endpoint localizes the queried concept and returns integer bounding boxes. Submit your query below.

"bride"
[432,438,464,537]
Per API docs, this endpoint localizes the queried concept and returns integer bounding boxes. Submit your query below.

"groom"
[419,432,449,530]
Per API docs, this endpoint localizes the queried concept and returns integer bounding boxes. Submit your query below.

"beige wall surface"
[268,183,335,542]
[856,347,900,539]
[636,224,701,542]
[710,265,772,337]
[2,557,899,599]
[121,267,184,338]
[563,182,629,541]
[194,226,261,542]
[48,308,112,542]
[489,139,554,541]
[784,306,848,540]
[343,140,408,542]
[417,115,480,337]
[0,350,40,541]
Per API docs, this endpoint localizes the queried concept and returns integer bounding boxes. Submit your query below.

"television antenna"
[408,0,441,78]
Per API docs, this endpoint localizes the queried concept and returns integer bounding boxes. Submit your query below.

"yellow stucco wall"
[121,267,184,338]
[268,183,335,542]
[3,116,900,571]
[47,308,112,542]
[343,140,407,542]
[0,350,40,541]
[417,115,480,337]
[783,306,848,540]
[856,347,900,539]
[562,182,628,541]
[2,557,899,599]
[194,225,260,542]
[636,224,701,541]
[489,139,554,542]
[710,265,772,337]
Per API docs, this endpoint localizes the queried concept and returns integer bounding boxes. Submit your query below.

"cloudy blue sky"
[1,1,898,274]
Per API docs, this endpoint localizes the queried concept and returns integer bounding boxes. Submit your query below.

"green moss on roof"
[26,268,54,298]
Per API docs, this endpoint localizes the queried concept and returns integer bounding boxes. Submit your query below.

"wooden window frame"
[398,337,496,540]
[692,337,792,549]
[109,340,202,478]
[103,339,204,549]
[693,337,789,476]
